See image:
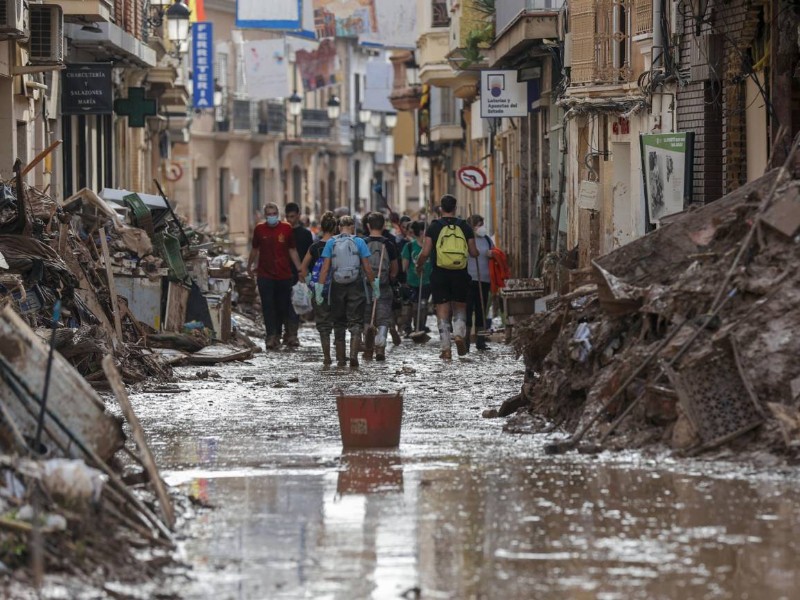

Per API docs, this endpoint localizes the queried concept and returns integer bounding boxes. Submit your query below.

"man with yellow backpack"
[414,194,479,360]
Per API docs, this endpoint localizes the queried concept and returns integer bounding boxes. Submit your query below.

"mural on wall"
[313,0,377,38]
[295,39,339,91]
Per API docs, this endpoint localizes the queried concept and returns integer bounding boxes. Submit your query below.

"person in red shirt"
[247,202,303,350]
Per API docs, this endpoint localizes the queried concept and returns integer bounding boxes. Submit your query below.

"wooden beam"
[98,231,124,341]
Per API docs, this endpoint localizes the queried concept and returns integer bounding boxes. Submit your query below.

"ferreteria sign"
[62,63,113,115]
[479,70,529,118]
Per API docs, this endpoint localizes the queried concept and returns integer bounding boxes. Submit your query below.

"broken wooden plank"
[99,231,124,341]
[102,356,175,530]
[186,345,254,366]
[164,282,190,333]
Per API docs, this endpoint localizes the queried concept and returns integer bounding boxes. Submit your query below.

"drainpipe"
[651,0,665,130]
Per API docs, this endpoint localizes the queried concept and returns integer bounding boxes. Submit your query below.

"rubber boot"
[438,319,452,360]
[283,320,301,348]
[476,334,489,351]
[453,312,468,356]
[349,332,361,368]
[363,327,375,361]
[265,335,280,350]
[320,334,332,366]
[389,324,402,346]
[375,326,388,361]
[335,340,347,367]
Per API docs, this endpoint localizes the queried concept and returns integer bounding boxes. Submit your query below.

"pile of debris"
[504,164,800,458]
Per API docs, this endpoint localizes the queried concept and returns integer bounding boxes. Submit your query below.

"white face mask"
[475,226,486,237]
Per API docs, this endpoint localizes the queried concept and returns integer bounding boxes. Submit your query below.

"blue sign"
[192,22,214,109]
[236,0,303,30]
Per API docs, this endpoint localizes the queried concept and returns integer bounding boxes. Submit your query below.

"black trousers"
[466,281,491,334]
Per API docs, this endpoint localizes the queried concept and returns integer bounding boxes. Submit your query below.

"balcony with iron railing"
[495,0,565,37]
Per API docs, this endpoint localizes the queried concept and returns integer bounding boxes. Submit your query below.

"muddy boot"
[438,318,452,360]
[265,335,280,350]
[320,334,332,366]
[375,326,388,361]
[476,334,489,351]
[349,333,361,368]
[283,320,301,348]
[453,312,468,356]
[363,327,375,361]
[389,324,402,346]
[335,340,347,367]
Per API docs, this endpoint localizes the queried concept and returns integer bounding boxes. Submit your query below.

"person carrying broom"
[362,212,398,361]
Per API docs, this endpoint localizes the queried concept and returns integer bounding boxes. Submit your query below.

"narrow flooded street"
[129,326,800,600]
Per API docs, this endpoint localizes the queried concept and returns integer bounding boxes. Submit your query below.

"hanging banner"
[640,132,695,225]
[188,0,206,22]
[61,63,113,115]
[295,39,338,92]
[313,0,378,38]
[243,39,290,100]
[359,0,416,49]
[236,0,302,30]
[479,70,529,118]
[362,56,393,112]
[192,22,214,109]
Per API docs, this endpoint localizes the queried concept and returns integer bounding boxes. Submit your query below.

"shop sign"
[192,22,214,109]
[479,70,529,118]
[61,63,113,115]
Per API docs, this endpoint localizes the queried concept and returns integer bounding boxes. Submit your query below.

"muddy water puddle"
[128,326,800,599]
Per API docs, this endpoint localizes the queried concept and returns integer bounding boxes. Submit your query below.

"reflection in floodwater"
[133,327,800,600]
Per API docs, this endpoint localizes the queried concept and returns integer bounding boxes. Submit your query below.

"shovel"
[363,243,386,357]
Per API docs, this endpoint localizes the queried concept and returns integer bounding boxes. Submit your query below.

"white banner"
[363,57,393,112]
[243,39,290,100]
[359,0,417,48]
[237,0,302,30]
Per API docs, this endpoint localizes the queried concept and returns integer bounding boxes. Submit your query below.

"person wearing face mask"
[466,214,493,351]
[247,202,303,350]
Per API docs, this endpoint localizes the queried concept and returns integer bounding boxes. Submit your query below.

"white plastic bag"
[291,282,313,315]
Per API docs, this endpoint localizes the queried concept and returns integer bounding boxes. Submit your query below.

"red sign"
[457,166,488,192]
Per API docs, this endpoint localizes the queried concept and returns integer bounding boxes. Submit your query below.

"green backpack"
[435,221,468,270]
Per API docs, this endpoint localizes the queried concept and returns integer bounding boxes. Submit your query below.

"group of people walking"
[247,194,501,366]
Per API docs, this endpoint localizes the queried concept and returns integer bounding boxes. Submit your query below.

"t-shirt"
[251,221,296,280]
[321,234,372,259]
[293,225,314,263]
[426,217,474,273]
[402,239,431,287]
[467,235,493,283]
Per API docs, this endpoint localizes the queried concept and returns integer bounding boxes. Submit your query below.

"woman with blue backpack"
[316,215,376,367]
[299,211,338,366]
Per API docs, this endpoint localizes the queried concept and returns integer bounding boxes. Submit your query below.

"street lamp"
[358,105,371,125]
[385,112,398,129]
[166,0,191,53]
[326,95,341,120]
[288,91,303,117]
[370,112,382,129]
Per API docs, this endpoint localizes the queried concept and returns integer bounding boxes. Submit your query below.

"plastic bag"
[291,282,313,315]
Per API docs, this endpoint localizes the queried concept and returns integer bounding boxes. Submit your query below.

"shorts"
[430,269,471,304]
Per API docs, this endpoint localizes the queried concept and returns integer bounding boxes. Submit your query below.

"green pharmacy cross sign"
[114,87,157,128]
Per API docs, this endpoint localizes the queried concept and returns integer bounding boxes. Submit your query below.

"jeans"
[257,277,294,338]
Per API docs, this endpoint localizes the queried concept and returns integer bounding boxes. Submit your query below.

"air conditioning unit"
[0,0,27,39]
[28,4,63,65]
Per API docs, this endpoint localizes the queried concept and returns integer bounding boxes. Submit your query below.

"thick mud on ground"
[128,324,800,600]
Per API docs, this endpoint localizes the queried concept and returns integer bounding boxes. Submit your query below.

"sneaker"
[284,336,301,348]
[265,336,280,350]
[454,336,468,356]
[439,349,452,360]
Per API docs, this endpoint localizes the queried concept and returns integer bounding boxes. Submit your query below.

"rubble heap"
[506,166,800,457]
